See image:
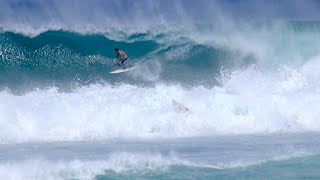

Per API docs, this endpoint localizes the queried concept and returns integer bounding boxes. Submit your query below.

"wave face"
[1,0,320,143]
[0,29,233,90]
[1,22,320,91]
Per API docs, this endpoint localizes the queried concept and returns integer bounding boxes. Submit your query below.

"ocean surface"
[1,0,320,179]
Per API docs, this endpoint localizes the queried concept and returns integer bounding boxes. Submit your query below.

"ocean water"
[1,133,320,180]
[1,0,320,179]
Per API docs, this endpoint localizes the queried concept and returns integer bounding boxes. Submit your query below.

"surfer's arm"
[113,53,120,62]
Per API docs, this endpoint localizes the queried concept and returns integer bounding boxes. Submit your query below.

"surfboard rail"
[110,65,135,74]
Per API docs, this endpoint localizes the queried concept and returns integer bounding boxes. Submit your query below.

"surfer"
[114,48,128,66]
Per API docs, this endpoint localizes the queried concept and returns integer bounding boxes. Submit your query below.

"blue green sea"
[1,0,320,179]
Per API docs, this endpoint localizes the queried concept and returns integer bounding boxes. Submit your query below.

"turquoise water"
[1,133,320,179]
[1,1,320,179]
[2,21,320,91]
[0,30,226,90]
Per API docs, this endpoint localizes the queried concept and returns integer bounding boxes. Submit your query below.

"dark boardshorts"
[118,58,128,66]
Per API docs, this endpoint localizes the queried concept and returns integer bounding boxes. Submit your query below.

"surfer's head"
[114,48,119,52]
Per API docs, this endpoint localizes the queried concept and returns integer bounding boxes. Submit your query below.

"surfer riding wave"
[114,48,128,67]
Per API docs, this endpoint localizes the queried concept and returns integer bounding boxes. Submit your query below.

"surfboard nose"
[172,99,190,114]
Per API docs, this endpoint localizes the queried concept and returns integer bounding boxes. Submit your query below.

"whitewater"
[1,0,320,179]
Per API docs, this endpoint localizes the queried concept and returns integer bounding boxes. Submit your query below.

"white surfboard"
[110,65,135,74]
[172,99,190,114]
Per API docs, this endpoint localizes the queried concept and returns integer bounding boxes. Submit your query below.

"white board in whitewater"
[172,99,190,114]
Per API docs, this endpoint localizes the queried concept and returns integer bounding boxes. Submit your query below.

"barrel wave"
[2,1,320,179]
[1,0,320,143]
[0,20,320,143]
[2,21,320,91]
[0,29,230,90]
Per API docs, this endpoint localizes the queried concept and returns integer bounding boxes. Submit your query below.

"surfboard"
[110,65,135,74]
[172,99,190,114]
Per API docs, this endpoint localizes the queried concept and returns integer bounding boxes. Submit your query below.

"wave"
[0,153,188,180]
[1,0,319,36]
[1,21,320,91]
[0,151,315,180]
[1,3,320,143]
[0,21,320,142]
[0,29,231,90]
[1,1,320,90]
[1,58,320,143]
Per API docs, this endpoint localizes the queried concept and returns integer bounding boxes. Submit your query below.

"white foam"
[0,48,319,143]
[0,150,313,180]
[188,21,320,67]
[0,153,192,180]
[0,54,320,143]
